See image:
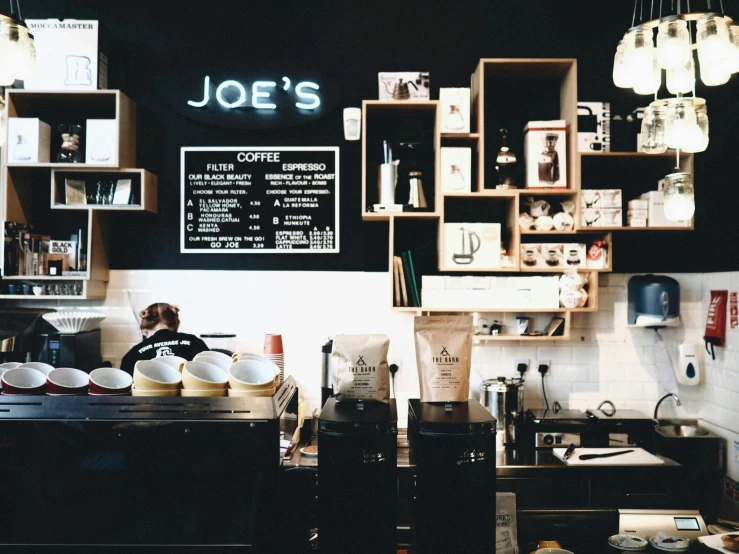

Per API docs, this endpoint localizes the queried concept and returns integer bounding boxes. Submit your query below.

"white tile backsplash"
[14,270,739,440]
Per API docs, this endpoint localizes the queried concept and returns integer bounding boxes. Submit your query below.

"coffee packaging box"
[524,120,567,188]
[6,118,51,164]
[24,19,108,90]
[439,88,471,133]
[440,147,472,193]
[443,223,501,269]
[378,72,430,100]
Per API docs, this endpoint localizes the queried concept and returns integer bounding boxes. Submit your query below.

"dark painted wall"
[21,0,739,272]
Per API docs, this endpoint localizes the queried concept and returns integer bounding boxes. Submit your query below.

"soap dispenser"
[676,342,701,386]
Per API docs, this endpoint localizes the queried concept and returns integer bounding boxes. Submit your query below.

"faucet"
[654,393,681,421]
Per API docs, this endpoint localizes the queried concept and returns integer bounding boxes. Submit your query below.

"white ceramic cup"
[18,362,55,376]
[133,360,182,390]
[181,361,228,390]
[192,352,231,371]
[0,362,23,370]
[89,367,133,394]
[154,356,187,371]
[229,359,278,390]
[535,549,574,554]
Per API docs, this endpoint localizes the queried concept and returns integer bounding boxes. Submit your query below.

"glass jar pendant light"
[663,170,695,221]
[613,40,633,88]
[0,2,37,86]
[697,12,732,85]
[658,15,692,69]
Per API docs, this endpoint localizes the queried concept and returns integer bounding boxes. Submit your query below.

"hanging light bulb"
[663,171,695,221]
[697,13,732,85]
[657,16,692,69]
[728,25,739,73]
[613,40,633,87]
[666,53,695,94]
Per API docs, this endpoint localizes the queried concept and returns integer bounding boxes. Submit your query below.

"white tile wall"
[21,269,730,425]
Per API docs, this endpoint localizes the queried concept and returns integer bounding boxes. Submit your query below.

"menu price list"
[181,147,339,253]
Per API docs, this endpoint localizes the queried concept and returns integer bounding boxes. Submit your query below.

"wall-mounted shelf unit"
[1,89,156,301]
[362,58,695,340]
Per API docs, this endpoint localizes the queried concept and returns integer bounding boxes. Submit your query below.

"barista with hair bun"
[120,303,209,375]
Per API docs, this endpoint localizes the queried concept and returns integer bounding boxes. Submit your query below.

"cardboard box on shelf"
[642,191,691,227]
[577,102,611,153]
[24,19,108,90]
[443,223,501,269]
[440,147,472,193]
[599,208,623,227]
[439,88,471,133]
[378,72,430,100]
[627,209,649,219]
[581,189,622,208]
[85,119,118,165]
[524,120,567,189]
[6,118,51,163]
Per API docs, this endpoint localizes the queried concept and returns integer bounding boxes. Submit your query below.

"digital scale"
[619,509,707,541]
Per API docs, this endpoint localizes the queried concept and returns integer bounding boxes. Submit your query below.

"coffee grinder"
[408,399,496,552]
[395,142,428,210]
[318,398,397,554]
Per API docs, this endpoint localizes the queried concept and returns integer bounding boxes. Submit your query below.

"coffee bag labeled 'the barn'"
[332,334,390,403]
[414,315,473,402]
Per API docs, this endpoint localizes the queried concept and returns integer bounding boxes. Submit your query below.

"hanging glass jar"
[694,100,710,152]
[728,24,739,73]
[640,101,668,153]
[657,16,691,69]
[697,13,732,86]
[663,171,695,221]
[666,53,695,94]
[613,40,632,88]
[625,26,661,94]
[665,99,702,151]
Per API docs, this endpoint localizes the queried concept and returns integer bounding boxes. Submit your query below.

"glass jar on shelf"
[640,100,668,153]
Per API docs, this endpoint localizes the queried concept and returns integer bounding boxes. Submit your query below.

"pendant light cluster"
[0,1,36,86]
[611,1,730,221]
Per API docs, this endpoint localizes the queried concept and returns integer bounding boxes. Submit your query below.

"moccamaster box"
[524,120,567,188]
[24,19,108,90]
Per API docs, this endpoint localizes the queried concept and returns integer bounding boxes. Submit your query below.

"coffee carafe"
[395,142,428,209]
[452,226,481,265]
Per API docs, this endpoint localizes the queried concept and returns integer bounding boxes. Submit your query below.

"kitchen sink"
[656,424,711,438]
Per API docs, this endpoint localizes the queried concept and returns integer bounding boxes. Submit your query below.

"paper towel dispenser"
[627,275,680,328]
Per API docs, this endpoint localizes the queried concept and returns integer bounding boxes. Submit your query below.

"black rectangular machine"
[408,399,496,553]
[318,398,398,554]
[0,378,298,552]
[30,329,102,371]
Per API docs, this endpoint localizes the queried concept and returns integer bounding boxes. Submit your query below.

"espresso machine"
[0,308,55,363]
[408,399,496,552]
[318,398,398,554]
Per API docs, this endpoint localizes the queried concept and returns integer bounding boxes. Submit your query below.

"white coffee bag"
[332,334,390,403]
[414,315,473,402]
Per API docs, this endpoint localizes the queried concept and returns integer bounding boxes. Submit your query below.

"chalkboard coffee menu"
[181,147,339,253]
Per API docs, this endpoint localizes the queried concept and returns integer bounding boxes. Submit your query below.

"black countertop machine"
[0,377,299,552]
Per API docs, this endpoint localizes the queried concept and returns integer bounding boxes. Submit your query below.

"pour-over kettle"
[384,79,418,100]
[452,226,481,265]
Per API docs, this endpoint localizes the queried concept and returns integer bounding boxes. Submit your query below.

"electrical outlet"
[537,360,551,375]
[515,359,530,376]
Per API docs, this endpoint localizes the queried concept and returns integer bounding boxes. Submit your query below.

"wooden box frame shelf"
[363,58,698,340]
[50,168,158,213]
[1,90,156,301]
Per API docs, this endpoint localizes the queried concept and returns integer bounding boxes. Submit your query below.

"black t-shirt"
[120,329,210,375]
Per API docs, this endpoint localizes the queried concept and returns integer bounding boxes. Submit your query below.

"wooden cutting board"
[553,447,665,465]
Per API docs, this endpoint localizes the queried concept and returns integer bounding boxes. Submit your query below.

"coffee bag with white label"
[332,334,390,403]
[414,315,473,402]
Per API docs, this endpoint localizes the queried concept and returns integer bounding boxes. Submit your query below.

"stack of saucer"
[263,334,284,385]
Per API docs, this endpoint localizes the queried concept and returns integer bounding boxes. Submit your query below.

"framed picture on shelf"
[112,179,132,205]
[65,178,87,205]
